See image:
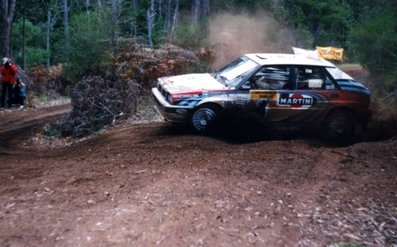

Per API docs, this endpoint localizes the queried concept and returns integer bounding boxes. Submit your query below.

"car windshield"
[326,67,353,80]
[214,56,259,87]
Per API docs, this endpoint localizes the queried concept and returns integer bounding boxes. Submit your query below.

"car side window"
[296,66,328,90]
[250,66,290,90]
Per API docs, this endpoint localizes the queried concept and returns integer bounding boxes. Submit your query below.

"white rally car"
[152,53,371,139]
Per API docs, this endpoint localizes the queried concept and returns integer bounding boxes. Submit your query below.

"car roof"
[245,53,336,68]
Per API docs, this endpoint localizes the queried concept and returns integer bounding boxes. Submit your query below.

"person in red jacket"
[0,57,18,108]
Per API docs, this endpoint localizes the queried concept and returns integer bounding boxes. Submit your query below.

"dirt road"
[0,104,396,247]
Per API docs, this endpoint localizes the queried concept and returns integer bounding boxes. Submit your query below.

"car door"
[247,65,296,124]
[266,65,332,126]
[247,65,291,120]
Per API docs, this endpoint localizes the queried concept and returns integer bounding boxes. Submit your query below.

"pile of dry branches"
[114,43,214,90]
[61,43,214,138]
[29,65,71,97]
[60,74,140,138]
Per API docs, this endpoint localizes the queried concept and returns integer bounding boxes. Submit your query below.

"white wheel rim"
[192,108,216,132]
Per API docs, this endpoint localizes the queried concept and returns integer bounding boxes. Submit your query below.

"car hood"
[158,73,226,94]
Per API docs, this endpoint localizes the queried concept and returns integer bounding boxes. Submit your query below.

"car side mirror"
[241,83,251,90]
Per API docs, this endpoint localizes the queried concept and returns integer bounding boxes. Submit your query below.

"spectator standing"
[14,78,26,108]
[0,57,18,108]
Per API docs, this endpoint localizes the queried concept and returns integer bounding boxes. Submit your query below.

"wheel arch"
[324,106,356,123]
[195,101,224,111]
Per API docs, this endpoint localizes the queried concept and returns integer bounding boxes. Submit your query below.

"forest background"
[0,0,396,136]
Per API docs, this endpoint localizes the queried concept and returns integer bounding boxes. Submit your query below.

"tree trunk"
[0,0,16,58]
[131,0,137,37]
[86,0,91,12]
[158,0,162,20]
[97,0,103,11]
[111,0,121,51]
[46,1,58,67]
[46,10,52,67]
[146,0,155,48]
[63,0,70,61]
[171,0,179,36]
[192,0,200,25]
[310,22,321,49]
[165,0,172,30]
[22,0,26,69]
[146,11,153,48]
[202,0,209,19]
[201,0,209,35]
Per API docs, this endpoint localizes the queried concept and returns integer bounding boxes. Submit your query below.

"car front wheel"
[190,104,221,134]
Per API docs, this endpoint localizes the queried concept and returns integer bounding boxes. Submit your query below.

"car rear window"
[326,67,353,80]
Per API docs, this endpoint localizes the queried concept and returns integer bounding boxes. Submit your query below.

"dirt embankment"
[0,104,70,145]
[0,104,396,247]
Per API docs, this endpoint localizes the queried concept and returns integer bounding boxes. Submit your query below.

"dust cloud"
[207,12,295,69]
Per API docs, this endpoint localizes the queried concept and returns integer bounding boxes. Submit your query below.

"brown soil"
[0,104,396,247]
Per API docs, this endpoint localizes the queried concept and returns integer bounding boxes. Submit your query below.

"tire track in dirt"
[0,104,396,246]
[291,149,345,245]
[0,104,71,147]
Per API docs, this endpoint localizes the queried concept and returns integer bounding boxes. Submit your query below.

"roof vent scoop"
[292,47,319,58]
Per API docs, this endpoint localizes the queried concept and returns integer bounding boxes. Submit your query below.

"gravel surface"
[0,104,396,247]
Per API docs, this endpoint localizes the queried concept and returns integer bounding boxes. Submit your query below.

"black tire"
[190,104,221,134]
[324,110,356,140]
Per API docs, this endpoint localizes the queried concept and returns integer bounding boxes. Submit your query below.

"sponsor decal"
[232,94,249,105]
[173,93,201,99]
[250,90,277,100]
[278,93,315,109]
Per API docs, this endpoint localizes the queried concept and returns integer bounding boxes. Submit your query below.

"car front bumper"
[151,87,193,123]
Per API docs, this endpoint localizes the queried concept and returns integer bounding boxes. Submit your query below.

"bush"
[349,11,397,93]
[29,65,71,96]
[349,9,397,118]
[63,11,113,81]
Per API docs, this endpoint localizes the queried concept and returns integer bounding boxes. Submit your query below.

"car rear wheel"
[190,104,221,134]
[324,110,356,140]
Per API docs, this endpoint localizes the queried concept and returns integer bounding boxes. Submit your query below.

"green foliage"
[63,11,112,82]
[119,1,142,37]
[293,27,314,48]
[172,22,207,48]
[16,0,52,24]
[210,0,277,12]
[151,18,167,46]
[7,0,397,97]
[25,47,50,67]
[349,10,397,92]
[11,19,49,67]
[282,0,352,48]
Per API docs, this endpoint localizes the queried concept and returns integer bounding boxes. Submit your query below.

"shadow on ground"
[155,118,397,148]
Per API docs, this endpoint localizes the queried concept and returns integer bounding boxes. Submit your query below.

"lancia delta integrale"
[151,53,371,139]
